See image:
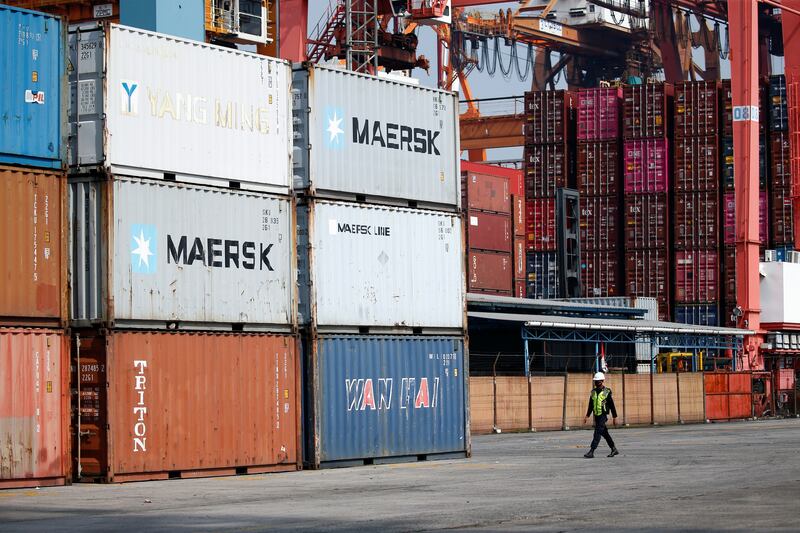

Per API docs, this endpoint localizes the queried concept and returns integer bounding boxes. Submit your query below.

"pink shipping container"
[580,196,620,251]
[577,141,620,196]
[462,171,511,214]
[673,191,719,249]
[577,88,621,141]
[722,192,768,245]
[1,328,70,489]
[526,198,557,251]
[468,251,513,292]
[675,250,719,303]
[467,210,512,253]
[624,193,669,249]
[624,139,670,193]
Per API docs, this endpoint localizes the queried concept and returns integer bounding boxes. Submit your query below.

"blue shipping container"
[775,245,795,262]
[674,304,719,326]
[305,335,468,467]
[1,5,63,169]
[527,252,559,299]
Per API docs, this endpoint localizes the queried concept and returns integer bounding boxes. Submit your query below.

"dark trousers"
[590,415,615,451]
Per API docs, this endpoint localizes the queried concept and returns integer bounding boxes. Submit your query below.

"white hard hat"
[593,372,605,381]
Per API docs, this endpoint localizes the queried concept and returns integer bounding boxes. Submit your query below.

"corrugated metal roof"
[468,311,753,336]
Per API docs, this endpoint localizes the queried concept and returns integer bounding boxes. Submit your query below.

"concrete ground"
[1,419,799,532]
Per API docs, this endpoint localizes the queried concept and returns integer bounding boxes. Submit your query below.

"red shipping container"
[74,331,300,482]
[674,136,719,191]
[673,191,719,249]
[526,198,557,251]
[771,187,795,245]
[722,192,768,245]
[514,280,526,299]
[524,90,571,144]
[467,210,512,253]
[770,133,791,190]
[625,249,669,320]
[623,138,669,193]
[514,237,526,278]
[462,171,511,214]
[460,161,523,197]
[624,193,668,249]
[674,250,719,303]
[468,251,513,292]
[580,196,620,251]
[524,144,568,198]
[512,194,525,237]
[0,328,69,489]
[581,250,621,297]
[577,87,621,141]
[577,141,619,196]
[721,79,767,136]
[674,81,720,137]
[623,83,672,139]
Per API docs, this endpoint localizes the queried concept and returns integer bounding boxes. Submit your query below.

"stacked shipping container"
[672,81,720,326]
[576,88,622,297]
[1,5,70,490]
[292,64,468,468]
[524,90,571,298]
[67,24,300,481]
[623,83,672,320]
[768,76,795,252]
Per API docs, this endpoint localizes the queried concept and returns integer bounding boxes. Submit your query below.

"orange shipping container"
[1,328,70,489]
[73,330,300,483]
[0,166,67,326]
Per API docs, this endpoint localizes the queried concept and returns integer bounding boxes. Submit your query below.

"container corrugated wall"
[70,176,294,329]
[1,166,67,326]
[0,5,64,169]
[297,200,464,330]
[74,330,300,482]
[304,335,467,467]
[68,24,291,192]
[293,65,460,208]
[1,328,69,489]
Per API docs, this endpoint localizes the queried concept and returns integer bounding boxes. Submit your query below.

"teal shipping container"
[1,4,64,169]
[303,335,469,468]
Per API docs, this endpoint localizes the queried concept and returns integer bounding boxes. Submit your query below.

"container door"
[68,25,105,167]
[72,334,108,479]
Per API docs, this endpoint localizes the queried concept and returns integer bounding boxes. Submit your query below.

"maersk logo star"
[325,107,345,149]
[131,224,157,274]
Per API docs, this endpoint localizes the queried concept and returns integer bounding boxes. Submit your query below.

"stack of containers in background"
[672,81,720,326]
[720,79,769,326]
[576,87,622,297]
[622,83,672,320]
[768,75,795,258]
[292,65,468,468]
[67,24,300,482]
[524,90,572,298]
[460,161,526,297]
[1,5,70,490]
[462,167,513,296]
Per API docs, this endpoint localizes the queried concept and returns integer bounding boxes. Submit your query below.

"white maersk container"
[548,0,650,32]
[298,200,465,331]
[68,24,292,193]
[70,176,294,330]
[292,64,461,209]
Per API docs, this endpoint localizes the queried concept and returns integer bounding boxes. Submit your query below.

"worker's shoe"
[607,448,619,458]
[583,450,595,458]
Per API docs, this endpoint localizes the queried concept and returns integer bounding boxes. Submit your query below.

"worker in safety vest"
[583,372,620,458]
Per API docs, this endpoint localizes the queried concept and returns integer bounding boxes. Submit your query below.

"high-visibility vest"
[591,388,611,416]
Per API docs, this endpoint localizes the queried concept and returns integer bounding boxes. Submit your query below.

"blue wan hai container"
[1,4,63,169]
